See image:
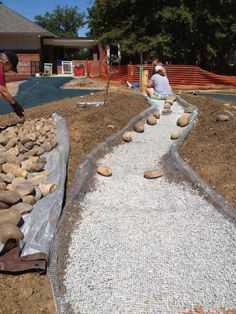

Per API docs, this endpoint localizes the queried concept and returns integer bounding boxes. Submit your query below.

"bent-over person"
[0,51,24,118]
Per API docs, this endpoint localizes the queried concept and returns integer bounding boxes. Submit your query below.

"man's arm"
[0,85,15,105]
[147,79,154,88]
[0,85,24,118]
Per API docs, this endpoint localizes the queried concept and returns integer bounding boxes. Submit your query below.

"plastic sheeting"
[0,113,69,267]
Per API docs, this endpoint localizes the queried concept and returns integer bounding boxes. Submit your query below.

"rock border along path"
[63,100,236,313]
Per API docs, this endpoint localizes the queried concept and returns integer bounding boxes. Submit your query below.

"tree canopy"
[87,0,236,65]
[34,5,85,37]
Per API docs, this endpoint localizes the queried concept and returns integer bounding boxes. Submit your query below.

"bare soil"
[179,92,236,207]
[0,78,235,314]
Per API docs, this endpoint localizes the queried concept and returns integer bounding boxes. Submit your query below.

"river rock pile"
[0,117,58,244]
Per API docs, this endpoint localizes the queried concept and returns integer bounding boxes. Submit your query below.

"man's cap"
[154,65,163,72]
[4,51,18,73]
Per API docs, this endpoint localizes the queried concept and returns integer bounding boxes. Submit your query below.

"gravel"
[64,100,236,313]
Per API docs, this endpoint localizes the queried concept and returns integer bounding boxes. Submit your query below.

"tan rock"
[97,166,112,177]
[10,202,33,215]
[166,95,177,102]
[21,195,36,205]
[21,137,34,145]
[38,182,57,197]
[171,130,182,140]
[162,109,172,115]
[216,114,229,122]
[144,169,164,179]
[133,121,144,133]
[153,111,161,119]
[165,99,174,105]
[11,177,26,188]
[164,103,171,109]
[15,181,35,197]
[6,147,19,157]
[23,141,34,150]
[0,182,6,190]
[0,208,21,225]
[0,155,6,165]
[0,172,14,183]
[6,183,14,190]
[0,190,21,205]
[2,163,27,179]
[0,151,20,164]
[37,135,47,144]
[177,114,190,127]
[147,115,157,125]
[35,146,45,156]
[0,135,8,146]
[0,223,24,243]
[28,174,48,186]
[223,103,231,109]
[122,132,132,142]
[0,201,9,209]
[41,142,53,152]
[23,147,42,159]
[6,138,18,149]
[27,160,45,173]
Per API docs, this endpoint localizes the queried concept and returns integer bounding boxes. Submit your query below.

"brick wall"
[17,53,40,73]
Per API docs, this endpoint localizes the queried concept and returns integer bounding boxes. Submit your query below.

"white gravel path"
[64,100,236,314]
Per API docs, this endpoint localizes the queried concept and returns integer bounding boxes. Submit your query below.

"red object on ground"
[74,66,84,76]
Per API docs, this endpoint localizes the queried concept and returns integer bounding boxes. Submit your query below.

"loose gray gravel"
[64,100,236,314]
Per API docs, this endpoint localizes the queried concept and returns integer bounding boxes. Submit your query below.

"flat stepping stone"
[96,166,112,177]
[147,115,157,125]
[164,103,171,109]
[133,121,144,133]
[216,114,229,122]
[162,109,172,115]
[153,111,160,119]
[171,130,182,140]
[166,95,177,102]
[122,132,132,142]
[165,99,174,105]
[144,169,164,179]
[177,114,190,127]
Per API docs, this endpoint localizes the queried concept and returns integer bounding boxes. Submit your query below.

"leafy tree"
[87,0,236,66]
[35,5,85,37]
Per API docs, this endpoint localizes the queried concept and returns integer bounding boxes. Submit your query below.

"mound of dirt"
[179,92,236,207]
[0,80,235,314]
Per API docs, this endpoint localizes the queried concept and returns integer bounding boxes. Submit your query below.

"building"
[0,2,101,77]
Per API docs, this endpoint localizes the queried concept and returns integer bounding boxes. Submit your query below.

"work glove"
[11,100,24,118]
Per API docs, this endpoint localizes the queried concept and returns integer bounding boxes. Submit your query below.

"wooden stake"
[141,69,149,94]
